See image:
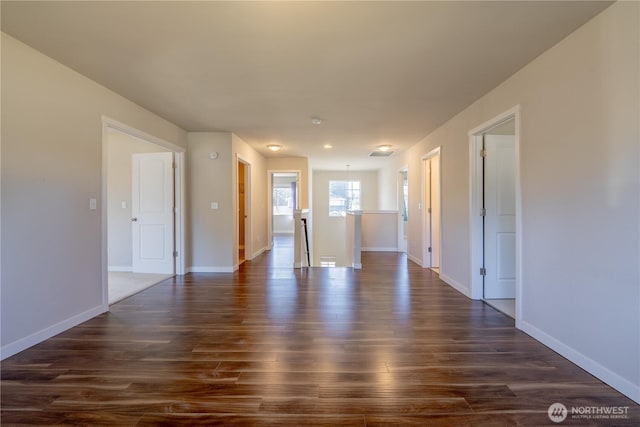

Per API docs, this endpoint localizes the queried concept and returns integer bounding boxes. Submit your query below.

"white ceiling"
[1,1,611,169]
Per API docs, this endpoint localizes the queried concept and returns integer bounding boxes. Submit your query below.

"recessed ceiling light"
[311,117,322,125]
[377,144,392,152]
[267,144,282,152]
[323,144,333,149]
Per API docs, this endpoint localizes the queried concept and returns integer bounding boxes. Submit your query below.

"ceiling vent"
[369,151,394,157]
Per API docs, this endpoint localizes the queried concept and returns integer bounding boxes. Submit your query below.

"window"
[273,186,293,215]
[329,180,361,216]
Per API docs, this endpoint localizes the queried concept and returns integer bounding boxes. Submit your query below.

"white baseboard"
[108,266,132,272]
[362,246,398,252]
[407,253,422,266]
[439,272,473,299]
[1,304,106,360]
[251,246,267,259]
[519,320,640,405]
[187,266,235,273]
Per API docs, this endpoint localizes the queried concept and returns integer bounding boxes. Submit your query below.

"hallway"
[2,252,638,425]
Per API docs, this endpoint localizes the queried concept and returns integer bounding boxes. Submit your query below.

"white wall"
[273,215,295,234]
[186,132,267,271]
[361,211,398,251]
[380,2,639,401]
[107,130,170,270]
[312,170,379,266]
[1,33,188,358]
[187,132,234,271]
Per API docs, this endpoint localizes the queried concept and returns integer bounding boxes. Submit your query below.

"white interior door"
[132,152,174,274]
[484,135,516,298]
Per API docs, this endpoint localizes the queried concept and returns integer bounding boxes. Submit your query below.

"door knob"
[131,217,138,222]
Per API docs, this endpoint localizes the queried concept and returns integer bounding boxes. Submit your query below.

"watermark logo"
[548,403,568,423]
[548,403,630,423]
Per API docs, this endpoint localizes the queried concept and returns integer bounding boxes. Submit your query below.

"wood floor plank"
[1,249,638,425]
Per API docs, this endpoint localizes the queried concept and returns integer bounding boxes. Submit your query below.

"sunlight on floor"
[484,298,516,319]
[108,272,173,305]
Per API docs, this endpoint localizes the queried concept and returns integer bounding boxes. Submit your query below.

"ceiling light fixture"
[377,144,392,152]
[267,144,282,152]
[311,117,322,125]
[323,144,333,149]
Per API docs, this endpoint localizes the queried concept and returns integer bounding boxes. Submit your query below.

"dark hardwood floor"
[2,247,638,426]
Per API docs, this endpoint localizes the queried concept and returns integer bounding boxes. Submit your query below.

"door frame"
[421,147,441,269]
[236,154,252,268]
[397,166,408,253]
[468,106,522,322]
[101,117,186,310]
[267,169,301,250]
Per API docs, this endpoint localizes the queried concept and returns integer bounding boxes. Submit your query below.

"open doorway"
[237,159,250,265]
[103,120,185,305]
[270,172,299,267]
[469,107,520,320]
[422,148,441,272]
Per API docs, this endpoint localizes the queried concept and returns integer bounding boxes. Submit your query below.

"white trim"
[469,133,484,300]
[108,266,133,272]
[236,154,252,266]
[362,247,398,252]
[1,305,106,360]
[397,166,408,254]
[174,152,186,275]
[407,253,422,266]
[252,246,267,259]
[188,266,235,273]
[468,106,522,312]
[421,147,442,271]
[520,321,640,405]
[439,273,472,299]
[102,117,185,153]
[361,210,398,215]
[467,107,521,137]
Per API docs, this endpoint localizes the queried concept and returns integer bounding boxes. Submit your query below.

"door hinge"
[428,247,432,253]
[172,163,177,169]
[480,148,487,158]
[427,207,432,214]
[481,208,486,217]
[173,251,178,257]
[480,267,486,276]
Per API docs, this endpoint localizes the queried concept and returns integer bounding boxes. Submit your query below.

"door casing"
[236,155,251,269]
[267,169,301,250]
[468,106,522,324]
[101,117,186,311]
[421,147,442,269]
[397,167,408,254]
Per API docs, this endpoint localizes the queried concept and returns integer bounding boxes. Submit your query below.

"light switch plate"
[211,202,219,210]
[89,198,97,210]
